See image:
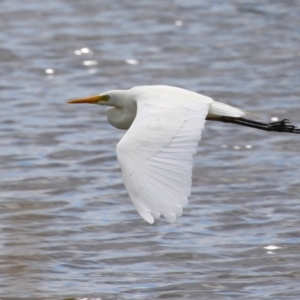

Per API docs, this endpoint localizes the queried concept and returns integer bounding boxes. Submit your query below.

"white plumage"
[67,85,267,223]
[116,87,210,223]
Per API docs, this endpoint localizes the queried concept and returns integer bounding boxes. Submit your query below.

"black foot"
[268,119,300,133]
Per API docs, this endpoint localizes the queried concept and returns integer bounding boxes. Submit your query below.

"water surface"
[1,1,300,299]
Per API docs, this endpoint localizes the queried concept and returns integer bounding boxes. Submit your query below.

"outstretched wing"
[116,89,209,223]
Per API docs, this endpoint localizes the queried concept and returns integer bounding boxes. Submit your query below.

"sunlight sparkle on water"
[83,60,98,66]
[45,68,54,74]
[75,298,102,300]
[74,47,92,55]
[81,47,90,53]
[125,59,139,65]
[175,20,183,26]
[76,298,101,300]
[263,245,282,250]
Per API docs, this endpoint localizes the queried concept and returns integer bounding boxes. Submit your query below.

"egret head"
[68,89,135,130]
[67,90,126,107]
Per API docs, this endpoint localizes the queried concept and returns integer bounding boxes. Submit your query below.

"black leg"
[221,117,300,134]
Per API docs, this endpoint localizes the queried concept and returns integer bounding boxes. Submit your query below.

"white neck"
[106,93,137,130]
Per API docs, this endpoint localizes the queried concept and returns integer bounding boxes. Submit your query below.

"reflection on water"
[0,0,300,299]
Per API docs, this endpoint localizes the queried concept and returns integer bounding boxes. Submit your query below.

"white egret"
[68,85,299,224]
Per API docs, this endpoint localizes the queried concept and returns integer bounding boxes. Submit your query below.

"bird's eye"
[104,95,110,101]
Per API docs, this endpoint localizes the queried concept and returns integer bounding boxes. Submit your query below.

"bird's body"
[68,85,300,224]
[105,86,250,130]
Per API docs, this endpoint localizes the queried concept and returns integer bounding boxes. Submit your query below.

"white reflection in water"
[125,58,139,65]
[264,245,281,255]
[76,298,102,300]
[74,47,93,55]
[222,145,252,150]
[45,68,54,74]
[271,117,279,122]
[263,245,282,250]
[175,20,183,26]
[81,47,91,53]
[83,60,98,66]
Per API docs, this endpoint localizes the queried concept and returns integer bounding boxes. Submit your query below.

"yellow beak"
[67,95,102,104]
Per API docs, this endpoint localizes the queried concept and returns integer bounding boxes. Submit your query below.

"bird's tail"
[208,101,257,119]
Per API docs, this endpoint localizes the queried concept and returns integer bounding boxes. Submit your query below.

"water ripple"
[0,0,300,299]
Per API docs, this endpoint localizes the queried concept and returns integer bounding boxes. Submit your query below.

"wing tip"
[141,212,155,224]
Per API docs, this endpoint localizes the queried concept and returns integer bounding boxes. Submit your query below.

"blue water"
[0,1,300,299]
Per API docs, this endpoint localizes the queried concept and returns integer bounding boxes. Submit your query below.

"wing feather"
[116,88,209,223]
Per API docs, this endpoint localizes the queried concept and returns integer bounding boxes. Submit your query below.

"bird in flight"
[68,85,299,224]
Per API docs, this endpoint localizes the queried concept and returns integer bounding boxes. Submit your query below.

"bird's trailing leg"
[221,117,300,134]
